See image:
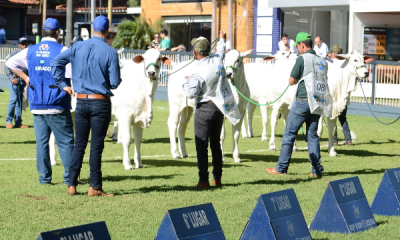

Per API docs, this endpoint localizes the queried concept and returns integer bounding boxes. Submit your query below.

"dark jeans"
[69,99,111,187]
[194,102,224,182]
[334,105,352,143]
[276,100,324,175]
[6,80,25,126]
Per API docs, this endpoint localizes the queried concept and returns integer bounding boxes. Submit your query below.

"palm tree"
[112,14,163,50]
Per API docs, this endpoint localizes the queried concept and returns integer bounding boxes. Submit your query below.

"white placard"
[258,0,273,17]
[257,17,273,35]
[257,35,273,53]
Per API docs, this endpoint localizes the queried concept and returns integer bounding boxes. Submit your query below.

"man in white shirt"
[278,33,298,54]
[220,30,232,53]
[313,36,329,58]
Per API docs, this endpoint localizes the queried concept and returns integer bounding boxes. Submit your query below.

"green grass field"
[1,88,400,240]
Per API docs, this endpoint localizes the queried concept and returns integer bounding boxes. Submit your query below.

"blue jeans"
[276,100,324,175]
[69,99,111,188]
[6,80,25,126]
[194,102,224,182]
[33,111,74,184]
[334,105,352,143]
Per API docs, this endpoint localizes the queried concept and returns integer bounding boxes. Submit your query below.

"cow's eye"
[354,60,358,62]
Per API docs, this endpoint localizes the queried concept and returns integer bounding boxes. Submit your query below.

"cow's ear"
[161,56,171,65]
[132,55,144,64]
[117,48,124,55]
[364,56,374,63]
[240,49,253,58]
[263,56,275,61]
[336,54,348,61]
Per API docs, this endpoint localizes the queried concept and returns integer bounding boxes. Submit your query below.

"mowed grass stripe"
[1,88,400,239]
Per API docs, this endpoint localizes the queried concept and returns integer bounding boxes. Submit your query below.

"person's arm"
[6,49,29,85]
[51,48,73,95]
[215,38,226,58]
[170,46,179,51]
[289,56,304,86]
[108,51,122,89]
[278,41,285,51]
[5,51,17,83]
[182,74,205,99]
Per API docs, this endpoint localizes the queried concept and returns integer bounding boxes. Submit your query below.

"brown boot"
[67,186,77,195]
[88,187,114,197]
[14,125,29,128]
[194,182,210,189]
[211,180,222,187]
[6,123,13,129]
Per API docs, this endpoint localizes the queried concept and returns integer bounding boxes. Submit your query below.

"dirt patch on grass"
[20,194,46,200]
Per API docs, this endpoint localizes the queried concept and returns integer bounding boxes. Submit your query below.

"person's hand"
[11,79,18,85]
[219,30,226,39]
[24,77,30,86]
[63,86,75,97]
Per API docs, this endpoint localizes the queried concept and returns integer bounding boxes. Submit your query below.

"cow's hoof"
[261,138,268,141]
[172,155,181,159]
[51,162,59,166]
[136,165,143,169]
[124,165,134,170]
[112,137,117,142]
[222,159,226,164]
[292,148,297,152]
[269,147,276,151]
[330,152,337,157]
[181,154,188,158]
[234,158,241,163]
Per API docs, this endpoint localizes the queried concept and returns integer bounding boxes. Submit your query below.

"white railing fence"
[1,46,400,107]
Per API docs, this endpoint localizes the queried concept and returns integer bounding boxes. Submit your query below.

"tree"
[112,15,163,50]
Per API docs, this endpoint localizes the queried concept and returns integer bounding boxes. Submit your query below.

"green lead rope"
[231,81,290,106]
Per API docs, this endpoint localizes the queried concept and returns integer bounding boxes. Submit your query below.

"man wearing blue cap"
[52,15,121,197]
[6,18,74,185]
[4,37,29,129]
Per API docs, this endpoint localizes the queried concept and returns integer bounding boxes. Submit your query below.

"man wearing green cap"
[266,32,332,178]
[182,34,229,188]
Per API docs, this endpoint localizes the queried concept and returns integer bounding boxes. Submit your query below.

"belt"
[296,98,307,100]
[77,93,110,100]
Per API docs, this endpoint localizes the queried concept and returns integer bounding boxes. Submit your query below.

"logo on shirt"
[40,60,45,64]
[35,66,51,71]
[39,44,49,51]
[317,61,325,70]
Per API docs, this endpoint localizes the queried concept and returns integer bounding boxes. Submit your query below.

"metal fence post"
[371,63,376,105]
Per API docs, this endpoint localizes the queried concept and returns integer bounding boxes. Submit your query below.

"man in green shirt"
[158,29,171,51]
[266,32,328,179]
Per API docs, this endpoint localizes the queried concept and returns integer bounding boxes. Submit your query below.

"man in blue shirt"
[52,15,122,197]
[6,18,74,185]
[5,37,29,129]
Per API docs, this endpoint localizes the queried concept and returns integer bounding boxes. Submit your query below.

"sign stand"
[310,176,377,234]
[240,188,312,240]
[155,203,225,240]
[37,221,111,240]
[371,167,400,216]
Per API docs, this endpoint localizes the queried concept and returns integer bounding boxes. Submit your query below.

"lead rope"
[358,77,400,125]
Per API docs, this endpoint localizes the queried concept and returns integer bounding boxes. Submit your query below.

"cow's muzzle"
[148,71,156,77]
[226,72,232,79]
[364,72,369,78]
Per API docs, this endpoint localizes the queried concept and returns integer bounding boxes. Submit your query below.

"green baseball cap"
[191,37,210,54]
[293,32,312,46]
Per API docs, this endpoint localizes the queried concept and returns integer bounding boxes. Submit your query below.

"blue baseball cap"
[93,15,109,31]
[18,37,27,44]
[43,18,60,30]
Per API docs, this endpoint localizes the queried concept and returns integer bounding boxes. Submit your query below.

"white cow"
[242,51,298,151]
[220,49,252,162]
[112,49,170,169]
[167,60,197,159]
[318,51,373,156]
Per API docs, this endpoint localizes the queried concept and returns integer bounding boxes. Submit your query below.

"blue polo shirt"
[51,36,122,96]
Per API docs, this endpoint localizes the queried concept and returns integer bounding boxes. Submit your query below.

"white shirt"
[6,37,71,114]
[225,40,232,50]
[278,39,298,54]
[313,42,329,58]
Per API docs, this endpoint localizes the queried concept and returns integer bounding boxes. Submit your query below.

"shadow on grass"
[103,158,249,168]
[324,168,386,177]
[377,220,388,226]
[247,178,315,185]
[236,153,310,164]
[335,149,399,157]
[104,138,193,144]
[0,140,37,144]
[102,174,181,182]
[356,139,400,146]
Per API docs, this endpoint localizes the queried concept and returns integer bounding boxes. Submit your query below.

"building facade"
[141,0,254,52]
